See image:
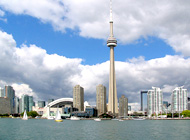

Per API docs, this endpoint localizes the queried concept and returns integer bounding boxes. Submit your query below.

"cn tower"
[107,0,118,115]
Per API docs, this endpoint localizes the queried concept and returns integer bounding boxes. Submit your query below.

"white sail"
[22,110,28,120]
[55,108,63,122]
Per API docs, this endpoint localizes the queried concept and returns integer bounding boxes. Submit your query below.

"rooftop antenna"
[110,0,113,22]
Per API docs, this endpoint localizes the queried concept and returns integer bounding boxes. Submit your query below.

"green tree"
[20,111,39,118]
[182,110,190,117]
[167,113,172,118]
[28,111,39,118]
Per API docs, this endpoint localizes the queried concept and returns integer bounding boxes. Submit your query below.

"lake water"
[0,118,189,140]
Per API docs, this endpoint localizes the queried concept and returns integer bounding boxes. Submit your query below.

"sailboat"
[55,108,63,122]
[22,110,28,120]
[94,118,101,121]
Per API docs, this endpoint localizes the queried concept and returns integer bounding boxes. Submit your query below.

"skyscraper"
[96,84,106,116]
[171,86,188,113]
[21,94,29,113]
[4,86,15,114]
[73,85,84,111]
[107,0,118,115]
[15,97,19,114]
[147,87,163,116]
[28,96,34,112]
[140,91,148,111]
[119,95,128,118]
[20,95,34,113]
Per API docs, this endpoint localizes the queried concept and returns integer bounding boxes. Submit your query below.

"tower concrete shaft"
[107,0,118,115]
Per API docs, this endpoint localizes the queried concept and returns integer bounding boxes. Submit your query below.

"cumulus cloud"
[0,30,190,107]
[0,0,190,56]
[0,9,4,16]
[12,83,37,99]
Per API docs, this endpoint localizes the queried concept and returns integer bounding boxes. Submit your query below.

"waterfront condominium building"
[96,84,106,116]
[171,86,188,113]
[119,95,128,118]
[147,87,163,116]
[73,85,84,111]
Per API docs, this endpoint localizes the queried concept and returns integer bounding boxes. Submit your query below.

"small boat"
[47,116,54,120]
[119,119,124,121]
[111,118,119,121]
[70,116,80,120]
[133,117,146,120]
[22,110,28,120]
[94,118,101,121]
[55,108,63,122]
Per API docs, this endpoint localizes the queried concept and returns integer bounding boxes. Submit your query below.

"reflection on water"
[0,118,189,140]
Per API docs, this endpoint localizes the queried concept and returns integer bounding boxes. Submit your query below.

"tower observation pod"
[107,0,118,115]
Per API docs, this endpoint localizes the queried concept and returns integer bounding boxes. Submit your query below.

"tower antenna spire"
[110,0,113,22]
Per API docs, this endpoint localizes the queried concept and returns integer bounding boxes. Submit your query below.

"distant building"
[140,91,148,111]
[147,87,163,116]
[128,105,131,111]
[28,96,33,112]
[21,94,29,113]
[171,86,188,113]
[15,97,19,114]
[19,98,22,114]
[187,97,190,110]
[85,108,98,117]
[96,84,106,116]
[188,102,190,110]
[33,101,35,107]
[38,101,46,108]
[119,95,128,118]
[71,111,89,118]
[0,87,4,97]
[4,86,15,114]
[73,85,84,111]
[64,107,78,114]
[48,99,54,104]
[20,95,34,113]
[0,97,11,114]
[163,101,169,108]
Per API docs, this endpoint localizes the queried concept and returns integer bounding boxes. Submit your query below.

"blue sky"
[0,12,176,65]
[0,0,190,110]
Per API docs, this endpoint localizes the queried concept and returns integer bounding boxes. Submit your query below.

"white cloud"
[0,0,190,56]
[128,103,140,111]
[12,83,37,99]
[0,9,4,16]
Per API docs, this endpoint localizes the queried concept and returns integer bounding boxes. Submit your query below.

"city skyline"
[0,0,190,110]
